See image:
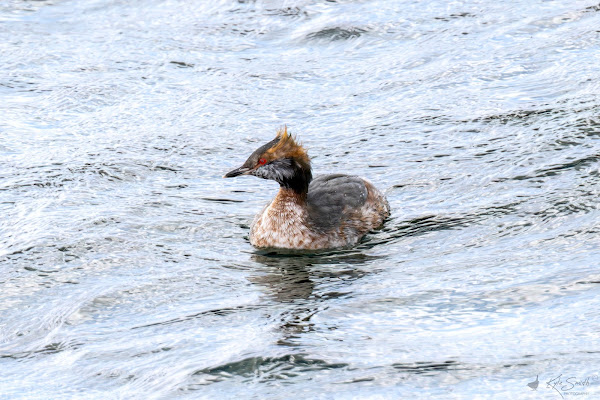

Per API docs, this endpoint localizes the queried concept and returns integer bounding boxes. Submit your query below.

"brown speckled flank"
[225,128,390,250]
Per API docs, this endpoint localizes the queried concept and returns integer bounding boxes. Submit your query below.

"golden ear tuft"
[275,125,289,139]
[267,125,309,163]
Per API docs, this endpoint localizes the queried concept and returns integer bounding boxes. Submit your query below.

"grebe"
[224,127,390,250]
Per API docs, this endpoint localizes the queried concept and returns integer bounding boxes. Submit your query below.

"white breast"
[250,197,317,249]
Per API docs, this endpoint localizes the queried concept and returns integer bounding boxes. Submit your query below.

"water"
[1,0,600,398]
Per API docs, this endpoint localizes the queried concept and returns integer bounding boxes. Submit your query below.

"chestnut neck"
[275,187,307,204]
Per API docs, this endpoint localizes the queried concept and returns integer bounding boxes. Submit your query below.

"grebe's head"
[224,126,312,194]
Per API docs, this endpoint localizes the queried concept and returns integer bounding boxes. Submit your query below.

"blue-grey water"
[1,0,600,399]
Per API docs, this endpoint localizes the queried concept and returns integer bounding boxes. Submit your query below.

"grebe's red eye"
[259,158,267,165]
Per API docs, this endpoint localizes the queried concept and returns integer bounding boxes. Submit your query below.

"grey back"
[306,174,368,231]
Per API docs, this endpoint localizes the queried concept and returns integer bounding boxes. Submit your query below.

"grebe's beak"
[223,166,252,178]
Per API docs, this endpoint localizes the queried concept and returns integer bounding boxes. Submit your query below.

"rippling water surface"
[1,0,600,398]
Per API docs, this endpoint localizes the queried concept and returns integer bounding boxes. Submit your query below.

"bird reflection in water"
[248,250,386,346]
